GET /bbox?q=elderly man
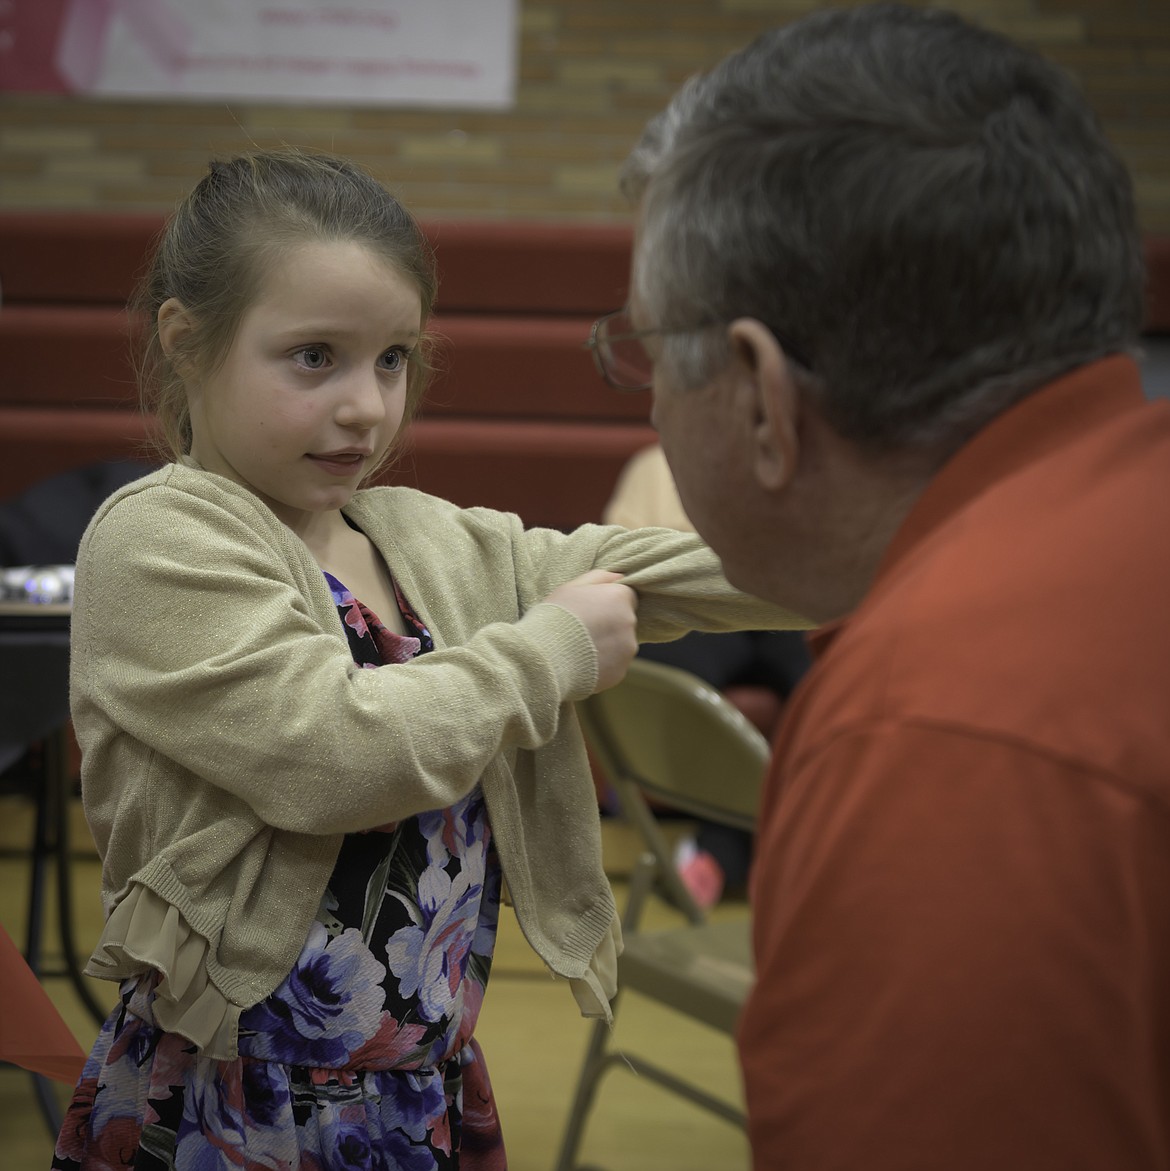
[590,4,1170,1168]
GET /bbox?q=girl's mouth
[307,451,368,475]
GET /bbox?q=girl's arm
[72,484,602,837]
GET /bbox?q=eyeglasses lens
[601,314,652,391]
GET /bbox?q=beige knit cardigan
[70,463,806,1058]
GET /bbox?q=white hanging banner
[0,0,518,108]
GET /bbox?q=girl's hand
[543,570,639,692]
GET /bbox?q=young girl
[55,149,804,1170]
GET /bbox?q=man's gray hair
[627,3,1145,456]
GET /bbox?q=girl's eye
[296,346,329,370]
[381,347,411,373]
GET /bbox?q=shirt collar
[808,354,1147,658]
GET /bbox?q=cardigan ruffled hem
[87,884,622,1055]
[84,885,243,1060]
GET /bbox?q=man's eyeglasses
[583,309,705,393]
[584,307,811,392]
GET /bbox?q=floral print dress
[54,572,507,1171]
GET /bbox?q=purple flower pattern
[241,923,388,1066]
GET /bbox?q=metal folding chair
[555,658,770,1171]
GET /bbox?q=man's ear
[157,298,193,361]
[727,318,800,492]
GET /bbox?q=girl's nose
[335,367,387,428]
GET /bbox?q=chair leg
[552,1011,617,1171]
[607,1052,746,1128]
[617,786,704,925]
[46,729,106,1025]
[553,855,666,1171]
[24,730,106,1025]
[24,743,53,976]
[32,1070,65,1138]
[8,744,72,1138]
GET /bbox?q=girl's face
[184,239,422,537]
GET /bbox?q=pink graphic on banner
[57,0,189,90]
[0,1,517,109]
[0,0,189,94]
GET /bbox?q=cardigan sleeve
[72,481,599,836]
[507,517,812,640]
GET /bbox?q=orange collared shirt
[743,356,1170,1171]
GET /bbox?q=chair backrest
[579,657,771,835]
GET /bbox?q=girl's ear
[157,298,193,359]
[727,318,801,493]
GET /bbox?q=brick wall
[1,0,1167,229]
